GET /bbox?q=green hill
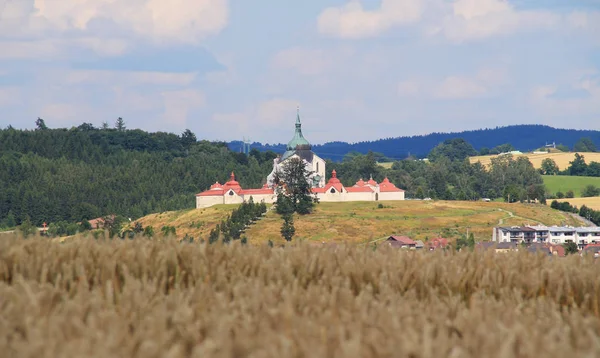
[137,200,585,246]
[543,175,600,197]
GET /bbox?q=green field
[543,175,600,197]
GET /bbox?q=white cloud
[435,0,560,42]
[398,67,508,100]
[160,89,206,127]
[397,80,421,97]
[39,103,80,122]
[530,74,600,117]
[433,76,487,99]
[0,87,22,107]
[0,0,229,57]
[272,48,333,76]
[0,40,61,59]
[317,0,587,42]
[318,0,422,39]
[29,0,229,43]
[65,70,197,86]
[257,98,299,125]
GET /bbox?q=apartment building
[493,225,600,249]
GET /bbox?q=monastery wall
[196,196,224,208]
[379,191,405,201]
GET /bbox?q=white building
[195,108,406,209]
[493,225,600,249]
[196,170,405,208]
[266,108,326,188]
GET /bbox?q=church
[195,108,405,209]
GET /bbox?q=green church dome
[286,109,311,151]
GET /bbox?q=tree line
[550,201,600,226]
[0,120,278,228]
[327,139,545,203]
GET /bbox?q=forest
[234,124,600,161]
[0,121,278,227]
[0,122,546,228]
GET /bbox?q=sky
[0,0,599,144]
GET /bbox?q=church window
[317,162,319,172]
[229,191,234,196]
[330,188,336,194]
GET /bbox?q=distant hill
[230,125,600,161]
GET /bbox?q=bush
[556,191,565,199]
[581,185,600,198]
[565,190,575,199]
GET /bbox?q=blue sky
[0,0,599,144]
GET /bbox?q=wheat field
[1,235,600,358]
[470,152,600,170]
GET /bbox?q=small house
[385,236,416,249]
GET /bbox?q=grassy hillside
[543,175,600,197]
[138,201,584,245]
[470,152,600,170]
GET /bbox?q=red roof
[428,237,449,250]
[345,186,374,193]
[311,188,327,194]
[324,170,344,192]
[240,189,274,195]
[379,177,404,192]
[387,236,416,245]
[223,172,242,192]
[367,176,378,186]
[354,178,366,187]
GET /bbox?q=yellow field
[137,201,583,245]
[376,162,394,169]
[2,238,600,357]
[556,197,600,211]
[470,152,600,170]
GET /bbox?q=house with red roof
[385,236,417,248]
[428,237,449,251]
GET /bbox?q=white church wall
[346,192,377,201]
[196,196,224,209]
[379,191,405,201]
[244,194,276,204]
[312,155,327,187]
[223,192,244,205]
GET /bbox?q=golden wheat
[1,235,600,358]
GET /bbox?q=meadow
[543,175,600,197]
[470,151,600,170]
[1,237,600,358]
[138,201,583,245]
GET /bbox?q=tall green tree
[35,117,48,130]
[574,137,597,152]
[428,138,477,162]
[274,157,315,215]
[568,153,588,176]
[540,158,559,175]
[280,213,295,242]
[115,117,126,131]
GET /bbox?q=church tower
[266,107,326,188]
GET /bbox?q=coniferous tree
[274,157,314,215]
[280,213,295,242]
[35,117,48,130]
[115,117,126,131]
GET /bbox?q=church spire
[296,105,301,127]
[285,106,312,152]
